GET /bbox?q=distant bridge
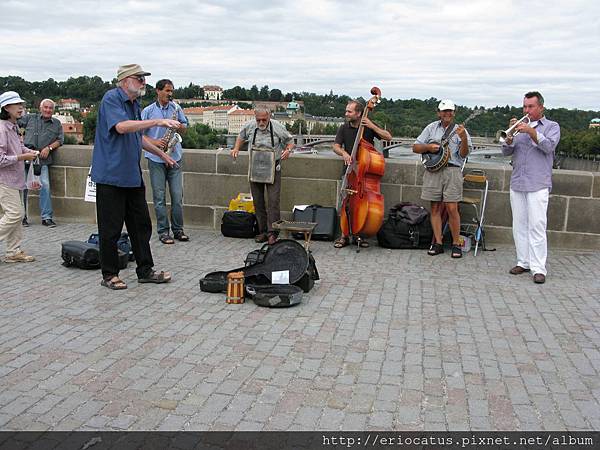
[223,134,498,151]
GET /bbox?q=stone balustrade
[19,145,600,249]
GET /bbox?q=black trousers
[96,183,154,279]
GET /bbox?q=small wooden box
[226,271,245,304]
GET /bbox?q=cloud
[2,0,599,109]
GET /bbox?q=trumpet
[496,114,530,144]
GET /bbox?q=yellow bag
[228,193,255,213]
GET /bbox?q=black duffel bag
[221,211,258,238]
[61,241,128,270]
[377,203,433,249]
[61,241,101,269]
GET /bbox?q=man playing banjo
[412,99,472,258]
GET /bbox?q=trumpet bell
[497,114,530,144]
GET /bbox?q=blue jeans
[23,164,53,220]
[147,159,184,236]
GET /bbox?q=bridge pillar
[375,139,388,158]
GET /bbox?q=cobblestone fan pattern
[1,224,599,431]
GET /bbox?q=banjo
[421,110,481,172]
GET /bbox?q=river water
[306,144,511,166]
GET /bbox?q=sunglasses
[130,75,146,83]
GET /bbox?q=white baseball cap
[0,91,26,108]
[438,99,455,111]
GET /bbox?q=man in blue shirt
[142,79,188,244]
[91,64,179,290]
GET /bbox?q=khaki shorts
[421,166,463,202]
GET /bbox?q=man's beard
[126,82,146,98]
[257,123,268,131]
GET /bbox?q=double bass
[338,87,385,252]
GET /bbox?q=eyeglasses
[130,75,146,83]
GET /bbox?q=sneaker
[4,251,35,263]
[42,219,57,228]
[22,218,29,227]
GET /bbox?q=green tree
[259,85,270,100]
[269,88,283,101]
[248,85,259,100]
[82,109,98,144]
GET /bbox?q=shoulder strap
[441,122,456,141]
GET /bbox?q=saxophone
[161,96,183,154]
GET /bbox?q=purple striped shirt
[0,119,34,189]
[501,116,560,192]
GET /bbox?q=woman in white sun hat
[0,91,39,263]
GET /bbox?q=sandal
[451,246,463,259]
[254,233,268,243]
[100,276,128,290]
[352,238,370,248]
[159,234,175,244]
[173,231,190,242]
[334,237,349,248]
[138,270,172,284]
[427,243,444,256]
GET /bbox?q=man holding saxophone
[501,91,560,284]
[142,79,189,244]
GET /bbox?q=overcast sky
[3,0,599,110]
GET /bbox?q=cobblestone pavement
[1,223,599,431]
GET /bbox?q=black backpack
[87,232,135,261]
[377,203,433,249]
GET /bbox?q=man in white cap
[0,91,39,262]
[413,99,472,258]
[91,64,180,290]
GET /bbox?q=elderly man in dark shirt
[19,99,64,227]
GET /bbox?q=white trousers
[510,188,549,276]
[0,183,25,256]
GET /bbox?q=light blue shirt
[141,101,188,163]
[414,120,473,167]
[502,116,560,192]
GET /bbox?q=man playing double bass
[333,100,392,248]
[412,99,472,258]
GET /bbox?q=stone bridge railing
[20,145,600,249]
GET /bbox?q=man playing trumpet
[501,91,560,284]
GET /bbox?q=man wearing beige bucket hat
[91,64,180,290]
